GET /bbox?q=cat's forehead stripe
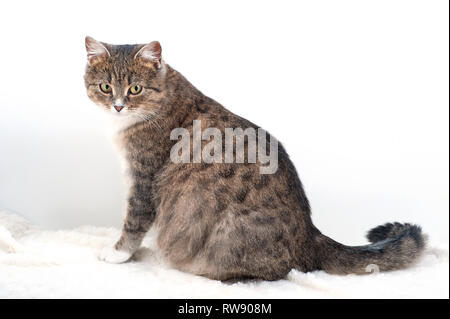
[104,44,144,83]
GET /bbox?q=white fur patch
[108,114,142,132]
[114,99,124,107]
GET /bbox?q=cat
[84,36,426,280]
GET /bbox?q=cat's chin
[109,111,129,117]
[109,113,142,132]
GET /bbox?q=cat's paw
[0,225,25,254]
[98,246,132,264]
[0,241,25,254]
[7,242,25,253]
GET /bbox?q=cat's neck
[163,64,207,127]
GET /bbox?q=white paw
[8,242,25,253]
[98,246,132,264]
[1,241,25,254]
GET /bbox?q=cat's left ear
[134,41,162,69]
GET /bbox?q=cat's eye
[99,83,112,94]
[129,85,142,95]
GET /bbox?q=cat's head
[84,36,166,117]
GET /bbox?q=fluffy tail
[316,222,427,274]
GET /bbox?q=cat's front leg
[99,191,155,264]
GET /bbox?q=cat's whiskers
[133,110,164,130]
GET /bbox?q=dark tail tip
[367,222,425,247]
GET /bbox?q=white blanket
[0,211,448,299]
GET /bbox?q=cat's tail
[315,222,427,274]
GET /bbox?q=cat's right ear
[85,36,110,65]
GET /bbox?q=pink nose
[114,105,124,112]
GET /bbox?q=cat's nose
[113,104,125,112]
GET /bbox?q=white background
[0,0,448,245]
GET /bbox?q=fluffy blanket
[0,211,448,299]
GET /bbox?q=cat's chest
[114,127,172,178]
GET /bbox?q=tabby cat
[84,37,426,281]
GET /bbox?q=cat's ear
[85,36,110,65]
[134,41,162,69]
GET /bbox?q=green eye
[99,83,112,93]
[129,85,142,95]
